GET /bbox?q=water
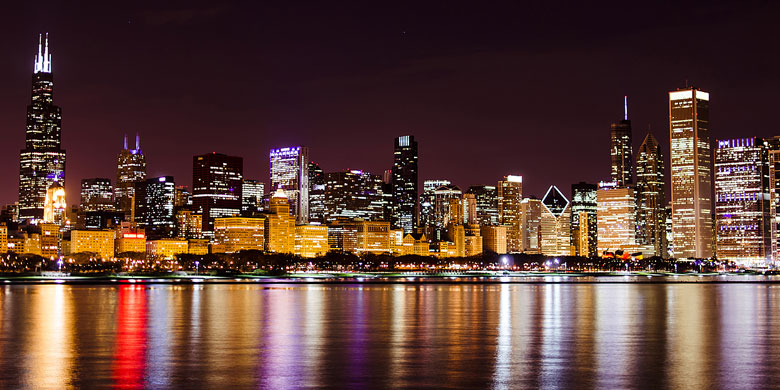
[1,282,779,389]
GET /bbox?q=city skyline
[2,2,779,205]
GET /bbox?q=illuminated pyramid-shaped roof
[541,185,569,218]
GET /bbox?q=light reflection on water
[0,283,779,389]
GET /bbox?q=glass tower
[18,33,66,221]
[571,182,597,257]
[270,147,309,224]
[610,96,633,187]
[636,133,667,257]
[192,153,243,235]
[391,135,418,233]
[115,133,147,217]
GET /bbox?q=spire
[33,33,51,74]
[135,133,140,150]
[123,134,128,150]
[624,95,628,121]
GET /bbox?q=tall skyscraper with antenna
[115,133,147,218]
[610,96,633,187]
[18,33,67,221]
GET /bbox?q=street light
[195,260,200,275]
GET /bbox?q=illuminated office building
[265,189,295,253]
[115,223,146,254]
[115,133,146,218]
[270,147,309,223]
[540,185,571,256]
[39,223,61,257]
[241,179,264,214]
[18,34,66,221]
[570,182,597,257]
[597,182,637,255]
[432,184,462,241]
[480,225,507,254]
[337,220,392,255]
[669,87,714,258]
[498,175,523,253]
[174,185,191,208]
[134,176,176,237]
[715,138,771,265]
[419,179,451,232]
[80,178,114,214]
[610,96,633,187]
[324,170,385,223]
[0,224,7,253]
[391,135,418,233]
[768,138,780,263]
[520,197,542,254]
[467,185,499,226]
[636,133,667,257]
[192,153,243,234]
[463,193,477,225]
[295,224,329,258]
[71,229,115,259]
[308,161,326,223]
[213,217,265,253]
[175,208,203,239]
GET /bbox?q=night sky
[1,1,778,205]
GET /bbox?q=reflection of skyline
[1,284,780,388]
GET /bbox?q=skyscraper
[80,178,114,213]
[636,133,667,257]
[610,96,633,187]
[115,133,146,218]
[540,185,572,256]
[323,170,385,223]
[192,153,243,235]
[308,161,326,223]
[669,87,714,258]
[433,184,462,241]
[420,179,451,233]
[498,175,523,253]
[467,185,499,226]
[18,34,66,221]
[391,135,418,233]
[241,179,265,214]
[714,138,771,265]
[571,182,597,257]
[270,147,309,224]
[134,176,176,237]
[597,182,637,255]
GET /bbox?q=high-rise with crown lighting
[115,133,146,218]
[498,175,523,253]
[669,87,714,258]
[270,147,309,224]
[18,34,66,221]
[391,135,418,233]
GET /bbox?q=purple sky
[1,1,778,205]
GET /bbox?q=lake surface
[1,282,779,389]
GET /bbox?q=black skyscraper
[192,153,243,235]
[391,135,418,234]
[18,34,66,221]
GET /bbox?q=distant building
[134,176,175,237]
[419,179,451,235]
[335,220,392,255]
[146,238,188,259]
[192,153,243,235]
[540,185,571,256]
[610,96,634,187]
[295,224,329,258]
[270,147,309,224]
[391,135,418,233]
[669,87,714,258]
[174,185,191,208]
[80,178,114,213]
[324,170,385,223]
[636,133,667,258]
[480,225,507,254]
[19,34,66,222]
[0,223,7,253]
[715,137,771,265]
[43,182,67,226]
[241,179,264,214]
[498,176,523,253]
[308,161,326,223]
[265,189,295,253]
[467,185,499,226]
[115,134,146,218]
[570,182,597,257]
[40,223,61,257]
[520,198,543,254]
[597,182,637,255]
[71,229,115,259]
[175,208,202,239]
[115,223,146,254]
[401,233,429,256]
[213,217,265,253]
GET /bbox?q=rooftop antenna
[135,133,140,150]
[624,95,628,121]
[123,134,128,150]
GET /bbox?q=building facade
[610,96,633,187]
[636,133,667,257]
[498,176,523,253]
[115,134,146,218]
[571,182,597,257]
[597,183,637,255]
[391,135,418,233]
[270,147,309,224]
[192,153,243,235]
[669,87,714,258]
[324,170,385,223]
[467,185,499,226]
[540,185,571,256]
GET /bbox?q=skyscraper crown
[34,33,52,74]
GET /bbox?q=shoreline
[1,272,779,285]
